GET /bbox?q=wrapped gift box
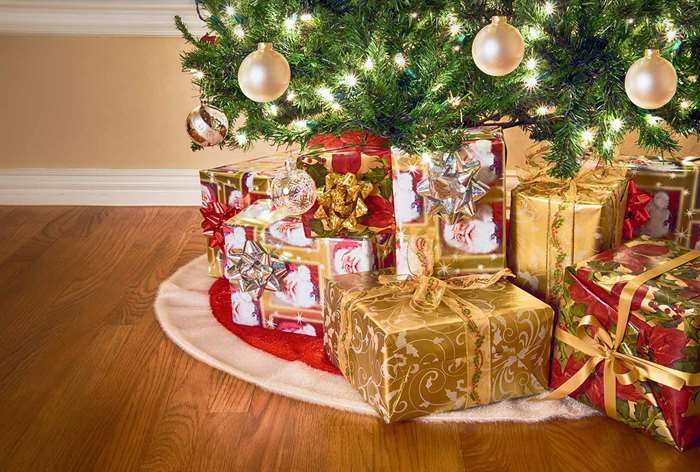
[391,128,507,276]
[224,208,388,337]
[509,167,629,304]
[619,155,700,247]
[551,238,700,450]
[296,130,395,240]
[323,272,554,422]
[199,154,287,277]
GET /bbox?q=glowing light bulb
[611,118,623,131]
[527,26,543,40]
[233,25,245,38]
[449,23,461,36]
[330,102,342,111]
[267,104,278,116]
[236,132,248,145]
[581,129,595,144]
[410,12,418,19]
[453,45,461,52]
[646,114,661,126]
[286,91,296,102]
[224,6,236,16]
[603,139,613,150]
[543,2,555,15]
[680,99,692,110]
[526,57,538,70]
[536,105,549,116]
[421,152,432,164]
[666,29,678,42]
[363,58,374,71]
[284,15,297,31]
[626,18,634,24]
[394,53,407,68]
[524,76,539,90]
[300,13,313,22]
[191,69,204,80]
[343,72,358,87]
[292,119,308,130]
[317,86,334,102]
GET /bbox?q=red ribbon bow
[623,180,652,240]
[200,202,238,250]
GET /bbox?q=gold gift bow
[314,171,374,233]
[335,267,514,410]
[545,250,700,420]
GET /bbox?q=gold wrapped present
[391,128,507,276]
[509,165,629,304]
[199,154,289,277]
[323,271,554,422]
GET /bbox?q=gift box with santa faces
[199,154,292,277]
[323,269,555,422]
[618,155,700,248]
[390,128,507,277]
[549,238,700,450]
[509,164,629,306]
[223,211,387,337]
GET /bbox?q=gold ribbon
[545,250,700,419]
[314,172,374,233]
[336,267,514,408]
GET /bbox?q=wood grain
[0,207,698,472]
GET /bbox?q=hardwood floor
[1,207,698,472]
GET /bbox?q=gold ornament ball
[186,103,229,146]
[237,43,291,103]
[471,16,525,77]
[270,161,317,215]
[625,49,677,109]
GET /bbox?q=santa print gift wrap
[509,165,629,305]
[223,217,384,337]
[199,154,288,277]
[323,270,554,422]
[391,129,506,276]
[549,238,700,450]
[619,156,700,248]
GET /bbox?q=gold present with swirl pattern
[323,271,555,422]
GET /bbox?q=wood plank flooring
[1,207,698,471]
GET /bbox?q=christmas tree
[177,0,699,177]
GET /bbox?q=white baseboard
[0,0,204,36]
[0,168,520,207]
[0,168,201,206]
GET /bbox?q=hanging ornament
[186,102,229,146]
[270,160,317,215]
[226,240,288,298]
[471,16,525,76]
[237,43,291,103]
[416,154,489,225]
[625,49,677,109]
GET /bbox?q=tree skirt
[155,255,597,423]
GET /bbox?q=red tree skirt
[209,278,341,375]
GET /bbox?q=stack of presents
[199,130,700,450]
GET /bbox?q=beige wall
[0,35,698,170]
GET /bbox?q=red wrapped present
[549,237,700,450]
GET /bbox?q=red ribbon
[623,180,652,240]
[200,202,238,250]
[308,130,391,159]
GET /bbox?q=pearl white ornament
[186,103,229,146]
[237,43,291,103]
[271,161,317,215]
[625,49,677,109]
[471,16,525,77]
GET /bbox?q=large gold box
[323,272,554,422]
